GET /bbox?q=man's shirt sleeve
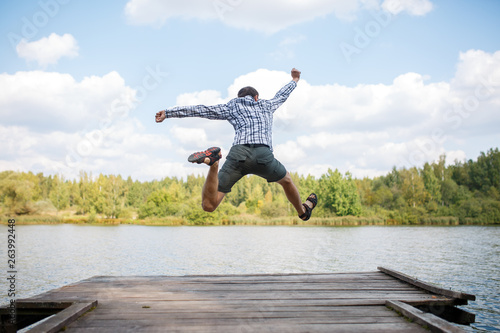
[165,103,230,120]
[267,80,297,112]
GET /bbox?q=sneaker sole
[188,147,221,164]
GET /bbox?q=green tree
[432,154,447,181]
[400,167,428,208]
[0,171,37,214]
[356,178,374,206]
[383,167,401,188]
[479,197,500,223]
[422,163,442,204]
[139,185,181,218]
[99,174,126,218]
[68,179,80,208]
[77,171,96,214]
[49,174,69,210]
[372,180,394,208]
[37,172,52,200]
[126,176,143,208]
[450,160,470,188]
[469,148,500,192]
[245,180,263,214]
[440,178,458,207]
[319,169,361,216]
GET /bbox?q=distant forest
[1,148,499,225]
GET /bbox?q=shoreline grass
[1,214,497,226]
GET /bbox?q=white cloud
[176,90,226,106]
[452,50,500,89]
[0,70,135,132]
[274,141,307,165]
[227,69,292,99]
[170,126,208,146]
[16,33,79,68]
[0,124,78,174]
[124,0,432,33]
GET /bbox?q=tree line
[1,148,499,225]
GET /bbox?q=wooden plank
[82,272,395,283]
[25,278,426,292]
[65,322,429,333]
[24,294,456,309]
[170,271,388,279]
[386,300,466,333]
[50,281,407,291]
[74,307,402,320]
[21,282,427,292]
[22,297,456,308]
[54,280,392,290]
[63,280,416,288]
[26,293,447,305]
[89,303,400,314]
[66,309,431,328]
[175,284,417,291]
[68,315,410,326]
[378,267,475,301]
[25,300,97,333]
[41,286,430,295]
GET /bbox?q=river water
[0,224,499,331]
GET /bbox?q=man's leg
[201,160,225,212]
[276,172,310,216]
[188,147,226,212]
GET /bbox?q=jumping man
[155,68,317,220]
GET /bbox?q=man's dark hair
[237,86,259,98]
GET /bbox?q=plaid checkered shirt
[164,80,297,150]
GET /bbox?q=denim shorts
[218,144,287,193]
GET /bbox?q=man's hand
[291,68,301,82]
[155,110,166,123]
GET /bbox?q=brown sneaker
[188,147,221,166]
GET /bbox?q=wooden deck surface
[7,268,474,332]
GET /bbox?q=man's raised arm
[155,103,230,123]
[267,68,301,112]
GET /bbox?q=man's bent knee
[201,191,225,212]
[202,201,217,213]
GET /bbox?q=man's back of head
[237,86,259,99]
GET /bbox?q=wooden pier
[1,267,475,332]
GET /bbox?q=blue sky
[1,0,499,181]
